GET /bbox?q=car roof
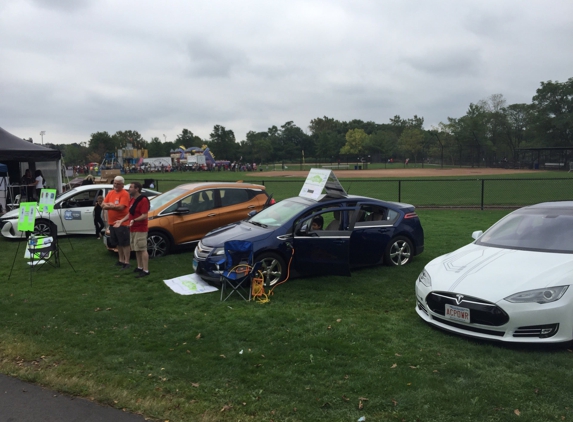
[284,194,414,209]
[173,182,266,190]
[67,184,160,194]
[526,201,573,210]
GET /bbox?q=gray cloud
[0,0,572,144]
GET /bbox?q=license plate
[444,304,470,323]
[192,259,198,271]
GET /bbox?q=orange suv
[105,182,272,257]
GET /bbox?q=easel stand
[8,230,29,280]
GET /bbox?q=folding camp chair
[25,222,75,284]
[26,235,59,284]
[219,240,258,301]
[7,194,21,211]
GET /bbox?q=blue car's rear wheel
[257,253,286,286]
[385,236,413,266]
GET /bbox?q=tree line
[50,77,573,167]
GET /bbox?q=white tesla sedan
[416,201,573,343]
[0,184,160,239]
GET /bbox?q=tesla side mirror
[175,206,190,214]
[248,210,258,218]
[471,230,483,240]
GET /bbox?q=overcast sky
[1,0,572,146]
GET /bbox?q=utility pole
[40,131,46,145]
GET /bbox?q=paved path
[0,374,148,422]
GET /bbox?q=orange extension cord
[252,246,295,303]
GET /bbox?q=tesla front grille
[426,291,509,326]
[195,241,213,259]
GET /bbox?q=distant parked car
[416,201,573,343]
[0,184,160,238]
[194,194,424,286]
[104,182,273,258]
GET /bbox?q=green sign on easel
[38,189,57,213]
[17,202,37,232]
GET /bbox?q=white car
[0,184,160,239]
[416,201,573,343]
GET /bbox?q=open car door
[292,206,352,277]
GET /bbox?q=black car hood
[202,221,274,247]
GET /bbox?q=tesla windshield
[476,209,573,253]
[249,198,308,227]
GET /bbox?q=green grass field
[2,170,573,421]
[125,169,573,207]
[1,211,572,421]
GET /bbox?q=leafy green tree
[340,129,369,156]
[148,137,169,157]
[531,77,573,146]
[112,130,145,149]
[315,131,344,162]
[62,143,90,165]
[88,131,115,162]
[398,128,425,163]
[209,125,237,159]
[280,121,310,161]
[501,103,532,157]
[308,116,341,136]
[364,130,398,159]
[176,129,203,148]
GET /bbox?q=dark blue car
[193,194,424,285]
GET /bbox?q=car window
[353,205,394,226]
[297,206,349,233]
[67,190,100,207]
[219,189,249,207]
[165,189,216,214]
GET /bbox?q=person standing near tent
[102,176,131,269]
[33,170,45,200]
[114,181,150,278]
[21,169,34,201]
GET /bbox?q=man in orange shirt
[102,176,131,269]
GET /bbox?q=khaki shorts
[130,231,148,252]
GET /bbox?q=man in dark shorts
[102,176,131,269]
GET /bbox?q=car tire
[147,231,170,258]
[33,219,53,237]
[384,236,413,266]
[256,252,286,286]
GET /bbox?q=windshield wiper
[249,221,268,228]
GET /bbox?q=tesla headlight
[418,269,432,288]
[505,286,569,304]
